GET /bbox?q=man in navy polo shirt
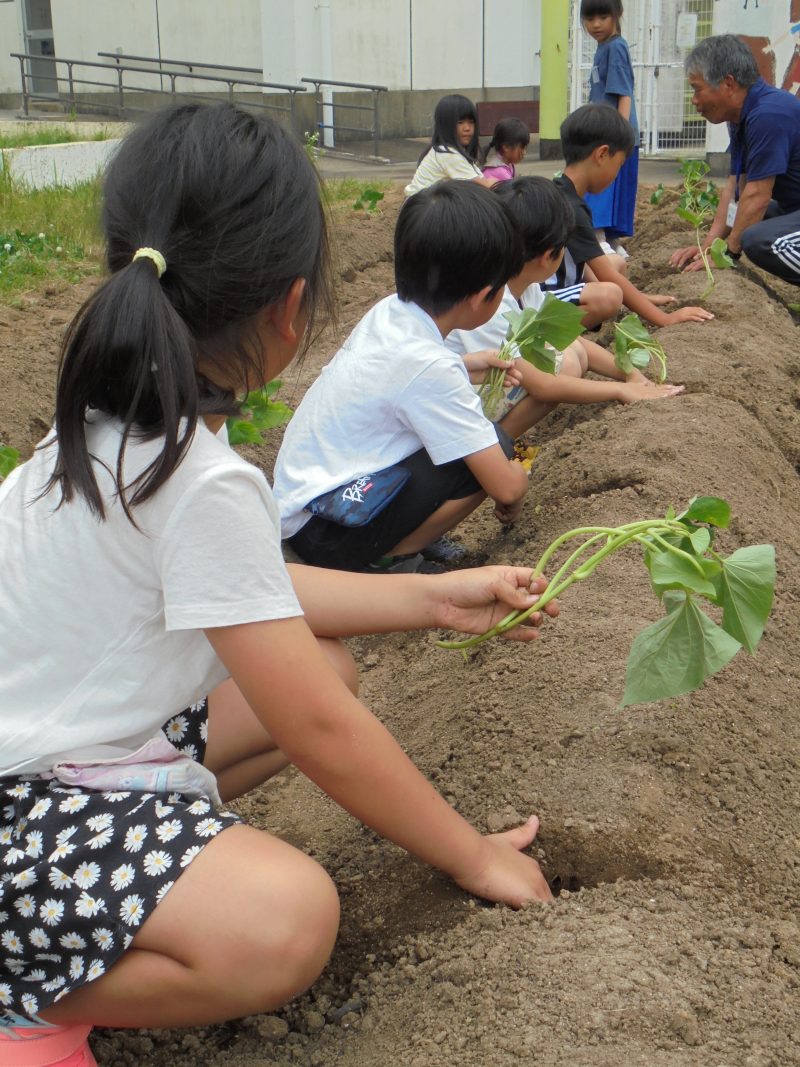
[669,34,800,285]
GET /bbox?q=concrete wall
[1,137,120,189]
[0,1,24,95]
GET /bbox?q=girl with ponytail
[0,103,555,1064]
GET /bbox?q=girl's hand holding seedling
[463,350,524,389]
[454,815,553,906]
[430,567,558,642]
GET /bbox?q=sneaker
[365,552,444,574]
[0,1015,97,1066]
[420,536,468,566]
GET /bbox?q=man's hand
[669,245,705,272]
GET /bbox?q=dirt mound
[3,184,799,1067]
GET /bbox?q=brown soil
[2,185,799,1067]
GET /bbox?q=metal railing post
[17,54,29,116]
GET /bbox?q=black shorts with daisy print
[0,700,241,1018]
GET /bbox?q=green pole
[539,0,570,160]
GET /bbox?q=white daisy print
[189,701,205,714]
[92,928,114,952]
[180,845,202,868]
[0,828,13,846]
[87,828,113,850]
[86,814,113,833]
[155,880,174,904]
[1,805,14,823]
[143,850,172,878]
[0,983,11,1005]
[154,801,174,819]
[56,826,78,845]
[42,976,67,993]
[122,933,133,949]
[14,894,35,919]
[69,957,85,980]
[1,931,23,954]
[119,895,145,927]
[124,825,148,853]
[179,743,198,761]
[40,898,65,926]
[58,795,89,814]
[196,818,222,838]
[200,719,209,743]
[72,861,101,889]
[110,864,135,891]
[75,892,105,918]
[26,968,47,981]
[25,830,43,858]
[48,840,76,862]
[28,797,52,820]
[5,960,25,975]
[28,928,50,949]
[48,868,72,891]
[187,800,210,816]
[156,819,181,843]
[86,959,106,982]
[34,953,60,963]
[3,848,25,867]
[9,783,31,798]
[164,714,188,742]
[59,932,86,950]
[103,792,131,802]
[20,993,38,1017]
[11,867,38,889]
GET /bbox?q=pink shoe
[0,1020,97,1066]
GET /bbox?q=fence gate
[569,0,715,156]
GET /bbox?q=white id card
[726,200,738,227]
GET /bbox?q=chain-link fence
[569,0,714,155]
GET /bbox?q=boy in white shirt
[273,181,530,572]
[446,177,684,437]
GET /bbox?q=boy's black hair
[560,103,635,165]
[46,102,333,520]
[424,93,480,163]
[486,117,531,156]
[395,181,523,317]
[493,177,575,260]
[580,0,623,20]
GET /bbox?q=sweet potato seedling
[479,295,585,420]
[226,381,292,445]
[677,159,733,299]
[438,496,775,708]
[614,312,667,383]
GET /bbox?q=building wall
[0,1,24,94]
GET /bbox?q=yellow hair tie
[132,247,167,278]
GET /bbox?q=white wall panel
[0,3,25,93]
[484,0,539,87]
[411,0,484,90]
[329,0,410,88]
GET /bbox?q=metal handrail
[11,52,307,129]
[300,76,387,156]
[98,51,268,80]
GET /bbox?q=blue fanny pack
[307,464,411,527]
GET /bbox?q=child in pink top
[482,117,531,182]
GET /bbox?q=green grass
[323,177,390,205]
[0,127,113,149]
[0,166,103,300]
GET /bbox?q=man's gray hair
[685,34,759,88]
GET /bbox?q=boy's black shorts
[287,426,515,572]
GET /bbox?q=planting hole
[537,825,667,897]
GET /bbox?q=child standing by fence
[0,103,556,1066]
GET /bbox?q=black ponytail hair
[46,103,333,520]
[484,117,531,161]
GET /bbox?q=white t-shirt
[445,283,546,355]
[274,295,499,539]
[0,415,301,777]
[404,146,483,197]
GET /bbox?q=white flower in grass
[8,783,30,798]
[103,792,131,802]
[42,975,67,992]
[86,959,105,981]
[143,850,172,878]
[180,845,201,868]
[25,830,43,858]
[187,799,209,816]
[1,930,22,954]
[14,894,36,918]
[86,814,113,833]
[0,983,11,1005]
[59,931,86,950]
[164,714,188,742]
[5,960,25,975]
[75,892,105,918]
[154,801,173,819]
[69,956,84,980]
[92,928,114,952]
[123,824,147,853]
[11,867,38,889]
[119,895,145,927]
[39,899,64,926]
[28,798,52,820]
[155,880,174,904]
[87,828,113,850]
[3,848,25,867]
[195,818,222,838]
[58,794,89,814]
[72,861,101,889]
[20,993,38,1016]
[48,868,72,891]
[155,819,181,843]
[28,928,50,949]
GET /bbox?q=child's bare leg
[41,824,340,1028]
[580,337,627,381]
[498,396,554,438]
[389,491,485,556]
[576,280,623,328]
[206,638,358,801]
